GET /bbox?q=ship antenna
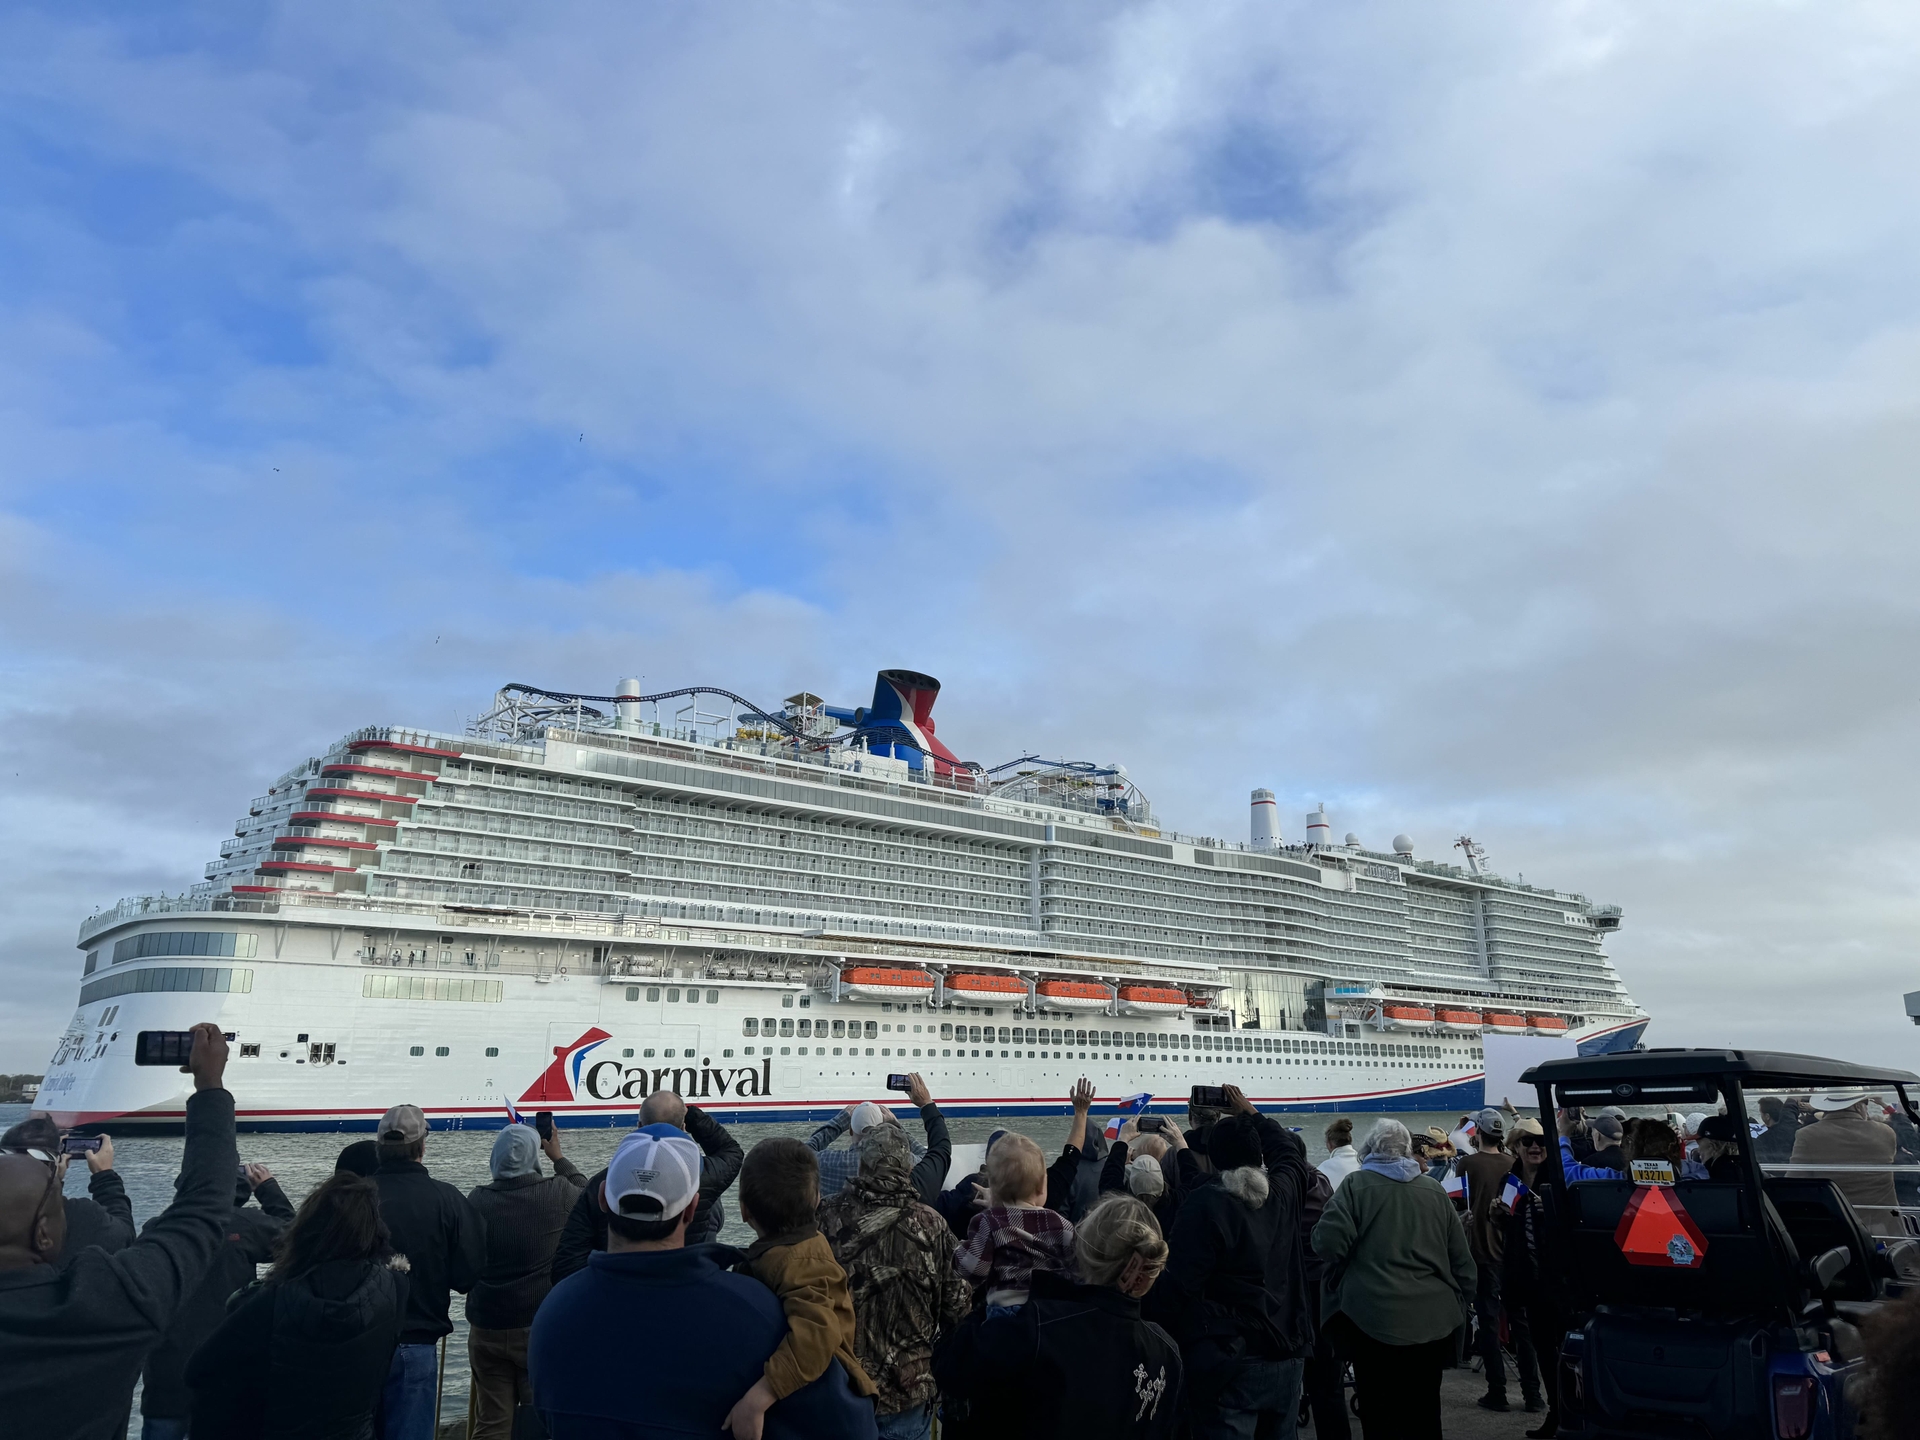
[1453,835,1486,875]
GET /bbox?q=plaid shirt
[954,1203,1076,1301]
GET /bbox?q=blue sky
[5,1,1920,1070]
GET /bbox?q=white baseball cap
[850,1102,890,1134]
[606,1124,702,1221]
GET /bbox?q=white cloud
[4,1,1920,1068]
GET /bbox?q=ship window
[942,1049,951,1057]
[782,995,795,1009]
[833,1020,847,1039]
[486,1046,499,1057]
[780,1019,795,1037]
[864,1021,878,1040]
[643,1048,656,1058]
[435,1047,450,1057]
[409,1046,424,1056]
[239,1043,261,1058]
[1075,1030,1088,1046]
[667,988,681,1003]
[763,1016,776,1033]
[84,950,99,976]
[623,1048,635,1057]
[967,1026,981,1044]
[998,1028,1010,1044]
[723,1048,733,1057]
[939,1024,952,1040]
[743,1018,759,1036]
[864,1048,874,1056]
[833,1047,843,1056]
[799,997,809,1008]
[626,987,639,1001]
[647,988,661,1001]
[797,1019,812,1037]
[707,990,719,1003]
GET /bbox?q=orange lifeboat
[1485,1011,1528,1034]
[1435,1008,1483,1033]
[1380,1004,1435,1033]
[945,973,1027,1000]
[1035,979,1112,1012]
[840,966,935,1003]
[1118,985,1189,1016]
[1527,1014,1569,1034]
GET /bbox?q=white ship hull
[42,671,1646,1131]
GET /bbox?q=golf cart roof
[1521,1048,1919,1089]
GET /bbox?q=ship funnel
[615,677,643,732]
[1251,789,1279,849]
[863,669,963,776]
[1305,805,1331,848]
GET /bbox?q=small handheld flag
[1443,1171,1469,1203]
[504,1100,527,1126]
[1104,1092,1155,1140]
[1501,1172,1527,1209]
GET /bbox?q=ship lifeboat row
[1376,1004,1571,1036]
[838,967,1206,1012]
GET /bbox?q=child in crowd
[953,1131,1077,1315]
[725,1138,877,1440]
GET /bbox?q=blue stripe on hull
[196,1078,1493,1134]
[1577,1021,1648,1057]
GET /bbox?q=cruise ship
[40,670,1646,1132]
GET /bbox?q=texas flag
[1501,1172,1528,1209]
[1105,1092,1155,1140]
[504,1100,528,1126]
[1443,1171,1469,1204]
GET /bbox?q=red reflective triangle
[1613,1183,1710,1268]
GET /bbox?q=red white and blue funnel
[862,669,963,776]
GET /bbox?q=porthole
[409,1046,424,1057]
[485,1046,499,1057]
[435,1046,450,1057]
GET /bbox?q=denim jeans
[1190,1356,1306,1440]
[380,1340,442,1440]
[140,1417,190,1440]
[1474,1262,1507,1394]
[875,1402,934,1440]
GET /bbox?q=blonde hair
[985,1132,1047,1205]
[1075,1195,1168,1290]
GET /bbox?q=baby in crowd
[725,1138,877,1440]
[953,1131,1077,1315]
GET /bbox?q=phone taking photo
[885,1074,911,1093]
[1189,1084,1230,1110]
[62,1135,104,1156]
[534,1111,554,1141]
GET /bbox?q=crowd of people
[8,1022,1920,1440]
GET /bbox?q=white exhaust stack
[615,677,643,731]
[1305,805,1331,848]
[1251,789,1279,849]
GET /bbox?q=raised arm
[805,1106,855,1155]
[906,1075,951,1205]
[687,1105,745,1206]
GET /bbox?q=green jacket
[1310,1168,1475,1347]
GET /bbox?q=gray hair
[1358,1118,1412,1162]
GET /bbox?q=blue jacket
[1559,1139,1625,1183]
[531,1244,878,1440]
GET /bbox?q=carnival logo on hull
[518,1027,773,1105]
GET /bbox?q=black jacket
[934,1269,1183,1440]
[0,1087,238,1440]
[61,1170,135,1261]
[1154,1114,1313,1370]
[550,1107,744,1281]
[370,1158,483,1344]
[186,1256,408,1440]
[465,1158,585,1329]
[139,1178,295,1418]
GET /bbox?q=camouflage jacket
[818,1126,973,1416]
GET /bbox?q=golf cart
[1522,1049,1920,1440]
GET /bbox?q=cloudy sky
[3,2,1918,1074]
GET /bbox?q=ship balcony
[259,859,361,874]
[347,738,462,760]
[305,785,418,806]
[273,834,380,853]
[319,763,436,785]
[289,809,398,829]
